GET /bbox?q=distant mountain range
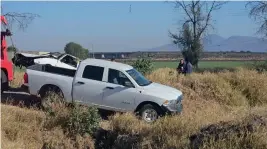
[144,34,267,52]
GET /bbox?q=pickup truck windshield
[126,69,152,86]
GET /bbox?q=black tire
[139,104,161,123]
[39,86,63,99]
[1,70,8,93]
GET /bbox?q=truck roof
[81,58,133,71]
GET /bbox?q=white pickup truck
[24,59,183,122]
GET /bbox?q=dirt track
[1,87,115,119]
[1,88,41,108]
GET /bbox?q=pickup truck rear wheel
[39,86,64,110]
[39,86,63,99]
[139,104,161,123]
[1,70,8,93]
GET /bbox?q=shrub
[131,57,153,75]
[42,128,95,149]
[65,103,101,137]
[42,92,66,116]
[247,60,267,72]
[43,94,101,137]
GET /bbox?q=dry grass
[108,68,267,148]
[9,71,25,88]
[1,104,44,149]
[109,107,267,149]
[218,68,267,106]
[1,101,96,149]
[42,127,95,149]
[1,68,267,149]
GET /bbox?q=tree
[246,2,267,38]
[131,55,153,75]
[171,23,203,67]
[64,42,89,60]
[1,7,39,57]
[7,46,17,52]
[2,10,40,31]
[169,1,226,68]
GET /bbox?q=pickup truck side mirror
[124,81,134,88]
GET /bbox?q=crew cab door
[72,65,106,106]
[102,68,138,112]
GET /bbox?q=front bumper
[161,101,183,115]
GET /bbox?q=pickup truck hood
[142,82,182,100]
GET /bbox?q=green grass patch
[152,61,260,69]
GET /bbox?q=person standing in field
[183,58,193,75]
[176,59,184,74]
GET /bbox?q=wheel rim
[142,109,158,122]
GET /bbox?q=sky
[1,1,259,52]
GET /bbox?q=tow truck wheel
[1,70,8,93]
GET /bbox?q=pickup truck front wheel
[139,104,161,123]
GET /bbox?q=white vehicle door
[72,65,106,106]
[102,68,138,111]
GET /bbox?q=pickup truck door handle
[77,81,85,84]
[106,86,114,89]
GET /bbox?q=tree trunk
[195,62,199,70]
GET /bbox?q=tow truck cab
[1,15,14,92]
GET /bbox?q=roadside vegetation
[2,1,267,148]
[1,63,267,149]
[131,57,154,75]
[152,60,263,69]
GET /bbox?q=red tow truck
[1,15,14,93]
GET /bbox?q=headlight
[163,100,177,106]
[163,100,169,106]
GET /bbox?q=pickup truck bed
[27,64,76,77]
[26,64,76,102]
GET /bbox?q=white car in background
[13,52,80,70]
[34,53,80,70]
[16,52,80,88]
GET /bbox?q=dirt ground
[1,87,41,108]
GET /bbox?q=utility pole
[88,43,94,58]
[92,44,95,58]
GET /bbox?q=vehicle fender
[134,101,162,113]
